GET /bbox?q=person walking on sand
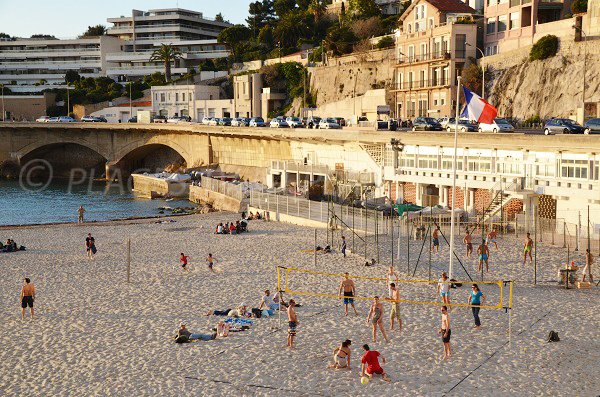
[21,277,35,320]
[179,253,190,273]
[438,306,452,360]
[388,283,402,332]
[487,228,498,251]
[85,233,96,260]
[477,240,490,273]
[432,227,440,253]
[366,296,389,343]
[437,272,451,308]
[468,284,486,329]
[77,205,85,224]
[206,253,217,272]
[523,233,533,265]
[339,272,358,316]
[582,249,594,283]
[287,299,298,348]
[360,344,391,382]
[463,230,473,258]
[340,236,347,258]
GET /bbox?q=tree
[325,25,357,56]
[215,13,225,22]
[30,34,56,39]
[308,0,326,24]
[0,33,12,40]
[274,0,297,17]
[64,70,81,84]
[247,0,276,35]
[376,36,395,49]
[218,24,252,62]
[79,25,106,38]
[529,35,559,61]
[149,44,182,82]
[349,0,381,19]
[571,0,587,13]
[461,59,482,96]
[351,16,384,39]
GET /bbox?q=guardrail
[200,176,244,201]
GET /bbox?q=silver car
[286,116,303,128]
[270,117,289,128]
[318,118,341,129]
[478,118,514,133]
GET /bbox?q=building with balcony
[392,0,478,119]
[0,36,121,93]
[484,0,572,54]
[151,84,223,120]
[105,8,231,81]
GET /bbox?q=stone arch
[112,137,193,167]
[18,142,108,178]
[17,139,108,164]
[111,143,188,178]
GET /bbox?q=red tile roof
[117,101,152,107]
[427,0,476,14]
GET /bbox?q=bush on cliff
[529,35,559,61]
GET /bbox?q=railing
[200,176,244,201]
[397,52,450,63]
[0,48,100,54]
[270,160,331,176]
[394,77,449,90]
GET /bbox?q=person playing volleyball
[523,233,533,265]
[339,273,358,316]
[366,296,389,343]
[437,272,451,308]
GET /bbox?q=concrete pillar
[415,183,422,206]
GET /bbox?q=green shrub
[376,36,395,49]
[571,0,587,13]
[524,115,541,125]
[529,35,559,61]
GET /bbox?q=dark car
[543,118,585,135]
[584,118,600,134]
[218,117,232,126]
[153,115,167,123]
[412,117,443,131]
[128,116,137,123]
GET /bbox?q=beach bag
[449,278,462,288]
[251,308,262,318]
[91,245,97,254]
[547,331,560,343]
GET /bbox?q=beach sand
[0,213,598,396]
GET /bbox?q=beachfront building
[483,0,572,54]
[105,8,230,81]
[233,73,263,118]
[0,36,121,93]
[392,0,478,119]
[151,84,235,121]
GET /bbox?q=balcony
[393,77,450,91]
[397,51,451,65]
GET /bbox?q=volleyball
[360,376,369,385]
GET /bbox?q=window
[384,147,395,167]
[536,163,555,177]
[442,156,463,170]
[418,155,438,170]
[160,93,165,102]
[408,45,415,61]
[455,34,466,58]
[182,93,186,101]
[429,18,434,29]
[440,92,446,105]
[175,93,178,101]
[487,18,496,34]
[510,12,520,30]
[416,6,420,19]
[561,159,588,179]
[498,15,507,32]
[408,23,412,33]
[594,162,599,180]
[496,162,523,174]
[420,43,427,59]
[400,154,415,168]
[397,45,403,60]
[468,157,492,172]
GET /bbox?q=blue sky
[0,0,252,38]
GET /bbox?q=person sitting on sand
[328,340,352,369]
[175,323,216,343]
[259,289,280,311]
[360,344,391,382]
[273,290,287,308]
[216,223,224,234]
[229,222,236,234]
[222,223,230,234]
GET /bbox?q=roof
[400,0,476,21]
[117,101,152,107]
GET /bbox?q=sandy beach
[0,213,598,396]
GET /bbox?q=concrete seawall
[131,174,189,198]
[190,185,242,212]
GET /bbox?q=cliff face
[487,39,600,119]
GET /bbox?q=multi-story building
[233,74,263,118]
[392,0,478,119]
[151,84,222,120]
[105,8,231,81]
[484,0,572,55]
[0,36,121,93]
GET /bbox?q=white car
[249,117,266,127]
[58,116,76,123]
[286,117,303,128]
[208,118,219,126]
[318,118,341,129]
[36,116,51,122]
[270,117,289,128]
[231,117,249,127]
[167,116,190,124]
[81,115,107,122]
[201,117,213,125]
[439,117,454,129]
[478,118,515,133]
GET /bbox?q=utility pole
[66,83,70,117]
[129,79,133,121]
[1,83,4,121]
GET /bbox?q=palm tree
[150,44,182,82]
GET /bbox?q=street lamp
[465,42,486,99]
[0,83,4,121]
[573,25,587,121]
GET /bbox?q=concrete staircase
[481,181,520,222]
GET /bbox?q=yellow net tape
[277,266,513,310]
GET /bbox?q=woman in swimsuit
[328,339,352,369]
[366,296,389,343]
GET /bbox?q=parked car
[270,117,289,128]
[128,116,137,123]
[334,117,346,127]
[478,118,514,133]
[57,116,76,123]
[81,115,106,122]
[167,116,189,124]
[438,117,454,129]
[286,116,304,128]
[218,117,232,126]
[583,118,600,134]
[201,117,213,125]
[35,116,51,122]
[48,117,60,122]
[306,116,321,129]
[412,117,443,131]
[543,118,585,135]
[153,115,168,123]
[208,118,220,126]
[445,119,477,132]
[231,117,249,127]
[249,117,266,127]
[318,118,342,129]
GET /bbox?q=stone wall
[189,186,241,212]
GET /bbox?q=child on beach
[179,253,190,272]
[206,253,217,272]
[85,233,96,260]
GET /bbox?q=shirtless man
[523,233,533,265]
[431,227,440,253]
[366,296,389,343]
[438,306,452,360]
[487,228,498,250]
[582,249,594,283]
[388,283,402,332]
[477,240,490,272]
[463,231,473,258]
[206,253,217,272]
[21,278,35,320]
[287,299,298,348]
[339,272,358,316]
[77,205,85,224]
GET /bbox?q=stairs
[481,180,521,223]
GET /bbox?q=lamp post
[66,83,70,117]
[573,25,587,121]
[466,42,485,99]
[1,83,4,121]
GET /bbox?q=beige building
[392,0,478,119]
[1,93,56,121]
[233,74,263,118]
[151,84,220,119]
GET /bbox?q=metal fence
[200,176,244,202]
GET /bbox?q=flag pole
[449,76,462,279]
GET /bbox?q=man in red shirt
[179,253,190,272]
[360,344,391,382]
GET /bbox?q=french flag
[460,87,497,124]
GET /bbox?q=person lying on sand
[328,340,352,369]
[175,323,217,343]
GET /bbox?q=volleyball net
[277,266,513,310]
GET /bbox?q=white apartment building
[0,36,121,93]
[105,8,231,81]
[151,84,229,121]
